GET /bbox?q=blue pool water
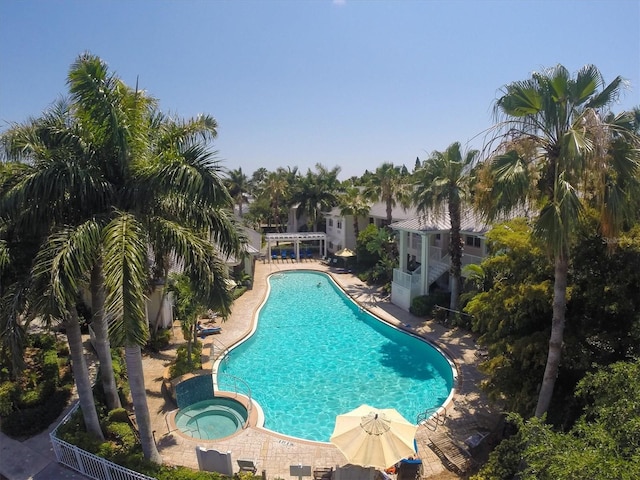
[218,271,454,442]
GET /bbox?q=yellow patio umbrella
[330,405,417,469]
[334,248,356,268]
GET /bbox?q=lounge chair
[427,432,475,475]
[197,323,221,337]
[237,459,257,474]
[396,459,422,480]
[290,251,297,261]
[281,250,288,261]
[305,250,313,260]
[271,252,278,262]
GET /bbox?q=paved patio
[143,259,497,479]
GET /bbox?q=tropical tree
[225,167,250,217]
[67,54,242,463]
[414,142,479,311]
[0,99,122,411]
[338,186,371,240]
[479,64,640,417]
[292,163,341,231]
[365,162,411,226]
[259,170,292,231]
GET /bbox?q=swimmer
[316,282,321,287]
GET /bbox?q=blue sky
[1,0,639,179]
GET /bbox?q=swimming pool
[218,271,454,442]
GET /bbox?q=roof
[390,208,490,235]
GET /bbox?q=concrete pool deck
[145,260,498,479]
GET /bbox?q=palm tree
[413,142,479,311]
[365,163,411,227]
[66,54,242,462]
[292,164,341,232]
[339,186,371,240]
[260,170,291,232]
[480,64,640,417]
[0,99,123,411]
[226,167,250,217]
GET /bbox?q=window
[466,236,481,248]
[337,221,342,229]
[328,219,333,227]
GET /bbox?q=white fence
[50,403,156,480]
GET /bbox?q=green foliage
[0,381,18,416]
[410,292,450,317]
[1,386,72,437]
[169,342,203,379]
[105,420,137,451]
[355,224,382,268]
[147,328,171,352]
[107,407,130,423]
[475,360,640,480]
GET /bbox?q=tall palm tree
[260,170,291,232]
[480,64,640,417]
[0,99,122,411]
[413,142,479,311]
[226,167,250,217]
[292,164,341,232]
[339,186,371,240]
[66,53,243,462]
[365,162,411,226]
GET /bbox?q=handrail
[213,372,253,429]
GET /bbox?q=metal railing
[213,372,253,429]
[50,403,156,480]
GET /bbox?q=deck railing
[50,403,156,480]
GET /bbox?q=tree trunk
[65,312,104,440]
[449,201,463,311]
[535,254,569,417]
[124,344,162,463]
[90,263,122,410]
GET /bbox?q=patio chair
[305,249,313,260]
[280,250,288,261]
[290,251,297,261]
[396,458,422,480]
[427,432,475,476]
[271,252,278,262]
[237,459,257,474]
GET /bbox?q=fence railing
[50,402,156,480]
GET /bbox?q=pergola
[265,232,327,262]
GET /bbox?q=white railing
[50,403,156,480]
[393,268,412,289]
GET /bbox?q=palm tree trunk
[449,201,463,311]
[65,312,104,440]
[90,263,122,410]
[124,344,162,463]
[535,254,569,417]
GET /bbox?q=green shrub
[409,295,431,317]
[1,387,72,437]
[0,381,18,416]
[147,328,171,352]
[107,408,130,423]
[106,421,137,451]
[169,343,202,379]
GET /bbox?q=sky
[1,0,639,180]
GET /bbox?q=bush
[106,421,137,451]
[147,328,171,352]
[169,343,202,379]
[0,381,18,416]
[1,386,72,437]
[409,292,451,318]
